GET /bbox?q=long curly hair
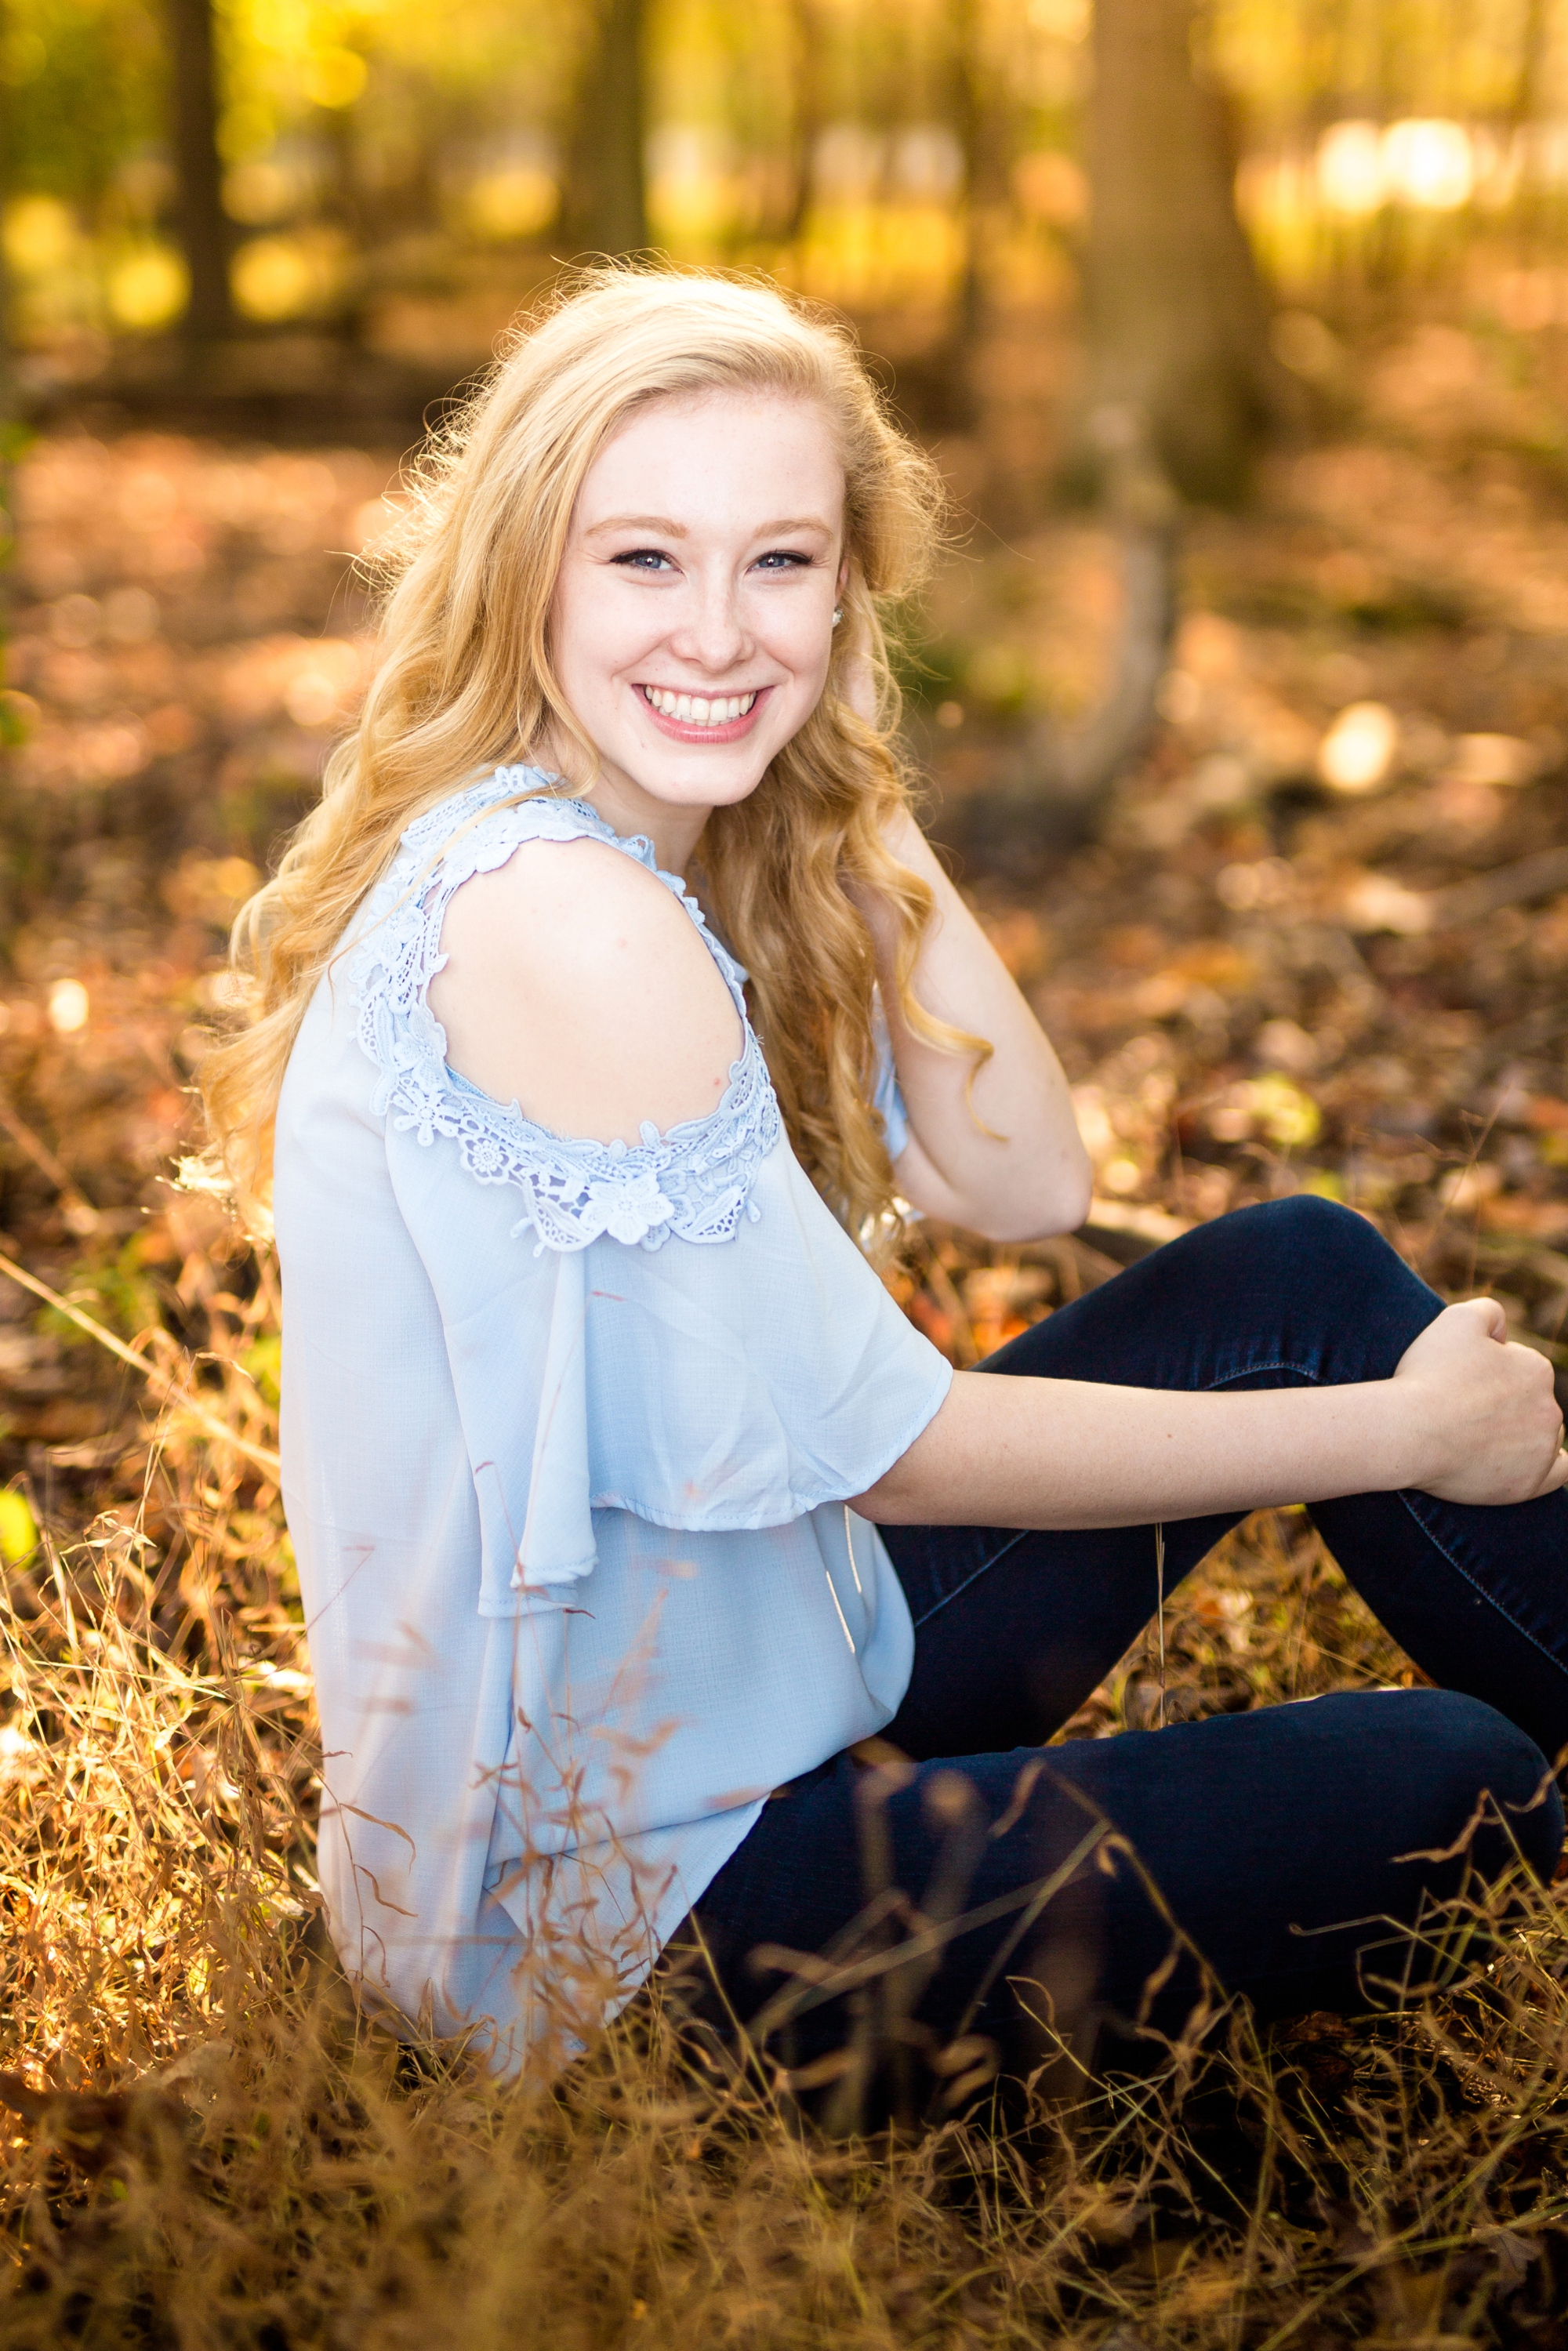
[199,267,983,1246]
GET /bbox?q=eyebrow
[585,513,835,539]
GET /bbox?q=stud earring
[831,605,844,627]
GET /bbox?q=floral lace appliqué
[347,771,781,1253]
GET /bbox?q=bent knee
[1396,1689,1563,1883]
[1243,1192,1394,1272]
[1225,1193,1435,1322]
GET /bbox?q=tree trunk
[0,10,22,778]
[166,0,234,341]
[937,429,1181,875]
[949,0,1002,350]
[782,0,823,246]
[560,0,648,259]
[938,2,1281,863]
[1084,0,1275,504]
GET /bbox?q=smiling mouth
[640,685,759,728]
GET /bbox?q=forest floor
[4,316,1568,2342]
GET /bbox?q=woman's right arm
[855,1298,1568,1529]
[429,844,1566,1535]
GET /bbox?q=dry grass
[0,1255,1563,2348]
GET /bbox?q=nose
[667,566,751,675]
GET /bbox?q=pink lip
[636,684,770,746]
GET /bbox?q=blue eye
[753,550,811,571]
[613,550,675,571]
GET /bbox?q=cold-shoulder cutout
[347,771,781,1254]
[432,832,745,1147]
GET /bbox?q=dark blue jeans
[683,1199,1567,2106]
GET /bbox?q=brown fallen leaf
[0,2071,192,2176]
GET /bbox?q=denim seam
[909,1530,1033,1631]
[906,1355,1316,1631]
[1396,1490,1568,1685]
[1204,1359,1320,1389]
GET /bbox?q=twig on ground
[0,1097,99,1234]
[0,1245,280,1476]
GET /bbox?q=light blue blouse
[274,771,952,2065]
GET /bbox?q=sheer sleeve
[870,994,910,1165]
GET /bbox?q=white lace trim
[348,770,781,1253]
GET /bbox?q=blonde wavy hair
[201,266,983,1245]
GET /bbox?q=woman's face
[545,388,847,853]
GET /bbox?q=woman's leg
[682,1197,1567,2110]
[880,1194,1568,1764]
[688,1689,1559,2113]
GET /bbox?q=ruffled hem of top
[347,769,782,1253]
[583,1373,953,1534]
[482,1362,952,1615]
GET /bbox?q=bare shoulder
[439,834,727,1011]
[429,835,743,1146]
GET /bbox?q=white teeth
[644,687,757,727]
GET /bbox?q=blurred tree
[783,0,823,245]
[1,2,17,760]
[5,0,165,207]
[949,0,988,344]
[560,0,648,256]
[0,1,13,402]
[1085,0,1276,502]
[167,0,234,338]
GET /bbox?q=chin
[640,757,772,809]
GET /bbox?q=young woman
[205,270,1568,2095]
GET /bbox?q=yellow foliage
[0,1488,37,1569]
[303,45,367,107]
[3,194,77,274]
[107,244,188,332]
[232,229,350,321]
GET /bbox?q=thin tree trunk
[166,0,234,340]
[1084,0,1276,503]
[1512,0,1549,260]
[939,426,1181,870]
[890,0,987,433]
[0,1,20,790]
[782,0,824,246]
[949,0,982,343]
[949,0,1009,350]
[560,0,648,259]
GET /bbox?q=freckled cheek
[760,613,833,696]
[787,643,834,714]
[551,580,658,698]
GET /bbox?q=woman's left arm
[855,807,1092,1242]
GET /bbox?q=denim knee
[1232,1193,1406,1290]
[1210,1194,1441,1370]
[1406,1688,1564,1884]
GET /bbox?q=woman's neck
[535,738,713,876]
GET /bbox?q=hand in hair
[850,810,1093,1243]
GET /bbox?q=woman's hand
[1391,1300,1568,1505]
